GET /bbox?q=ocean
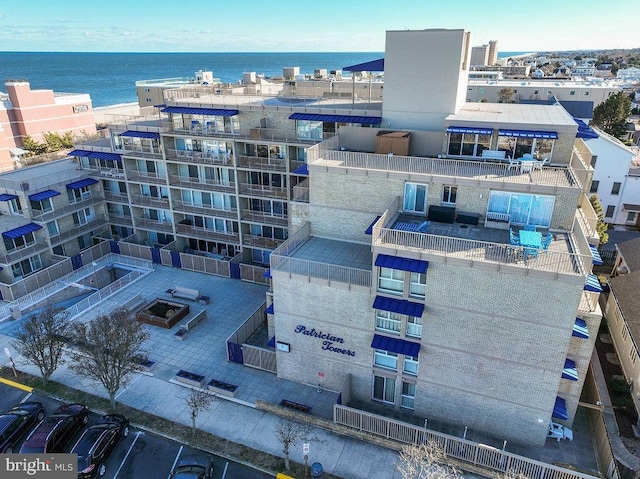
[0,51,532,108]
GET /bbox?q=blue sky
[1,0,637,53]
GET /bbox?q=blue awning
[2,222,42,239]
[161,106,239,116]
[590,246,603,266]
[0,193,17,201]
[66,178,98,190]
[343,58,385,72]
[373,295,424,317]
[289,113,382,125]
[375,254,429,274]
[584,274,603,293]
[263,269,272,278]
[371,334,420,356]
[572,318,589,339]
[553,396,568,420]
[88,151,122,162]
[68,149,95,157]
[446,126,494,135]
[562,358,579,381]
[575,119,599,139]
[292,164,309,175]
[119,130,161,139]
[498,129,558,139]
[365,215,381,235]
[28,189,60,201]
[265,304,274,314]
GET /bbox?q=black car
[71,414,129,478]
[19,403,89,454]
[168,454,214,479]
[0,402,45,453]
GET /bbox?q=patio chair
[524,224,537,231]
[509,228,520,246]
[524,247,539,261]
[417,221,430,233]
[507,156,520,171]
[532,158,549,171]
[542,233,553,251]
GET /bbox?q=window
[590,180,599,193]
[374,350,398,370]
[403,183,427,213]
[570,90,576,96]
[376,310,402,334]
[487,191,555,227]
[584,91,590,96]
[46,221,59,236]
[612,182,621,195]
[30,198,53,212]
[442,186,457,206]
[8,197,22,214]
[378,267,404,295]
[3,232,36,252]
[296,120,323,140]
[627,212,636,223]
[605,205,615,218]
[409,273,426,299]
[407,316,422,339]
[68,186,91,203]
[479,87,485,94]
[447,134,490,157]
[403,355,419,375]
[373,375,395,404]
[401,382,416,409]
[72,207,95,226]
[11,254,43,278]
[533,90,539,95]
[590,155,597,168]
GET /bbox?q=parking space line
[112,431,142,479]
[167,445,183,479]
[20,392,33,403]
[221,461,229,479]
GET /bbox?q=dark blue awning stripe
[28,189,60,201]
[365,215,381,235]
[371,334,420,357]
[68,149,95,157]
[343,58,384,72]
[0,193,17,201]
[292,164,309,175]
[266,304,274,314]
[161,106,239,116]
[267,336,276,348]
[119,130,160,139]
[584,274,602,293]
[572,318,589,339]
[289,113,382,125]
[66,178,98,190]
[88,152,122,162]
[2,222,42,239]
[375,254,428,274]
[498,129,558,139]
[446,126,493,135]
[575,119,598,139]
[373,295,424,317]
[562,358,578,381]
[590,246,603,266]
[553,396,568,420]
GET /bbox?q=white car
[548,422,573,441]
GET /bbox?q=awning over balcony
[375,254,428,274]
[28,189,60,201]
[590,246,603,266]
[498,129,558,139]
[2,222,42,239]
[553,396,568,420]
[370,334,420,357]
[89,151,122,162]
[584,274,603,293]
[161,106,239,116]
[373,295,424,317]
[68,149,95,157]
[365,215,381,235]
[66,178,98,190]
[265,304,274,314]
[292,164,309,175]
[572,318,589,339]
[562,358,578,381]
[623,204,640,212]
[289,113,382,125]
[342,58,385,72]
[0,194,17,201]
[119,130,160,139]
[446,126,493,135]
[575,119,598,139]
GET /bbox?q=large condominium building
[0,29,603,447]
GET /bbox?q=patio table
[519,230,542,249]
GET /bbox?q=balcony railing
[167,174,236,193]
[175,223,240,243]
[238,183,288,199]
[242,234,286,250]
[129,194,170,209]
[576,193,598,240]
[119,146,163,159]
[107,214,134,227]
[171,200,238,219]
[29,195,104,222]
[125,170,168,185]
[236,155,287,171]
[0,242,49,265]
[49,216,108,244]
[292,179,309,203]
[164,148,234,167]
[240,210,288,226]
[103,191,130,203]
[134,217,174,232]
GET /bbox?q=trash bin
[311,462,323,479]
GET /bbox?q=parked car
[71,414,130,478]
[548,421,573,441]
[168,454,215,479]
[19,403,89,454]
[0,401,45,453]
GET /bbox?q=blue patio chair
[542,233,553,251]
[417,221,430,233]
[525,224,537,231]
[509,228,520,246]
[524,247,539,261]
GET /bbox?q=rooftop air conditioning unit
[617,265,629,274]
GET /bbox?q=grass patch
[0,367,342,479]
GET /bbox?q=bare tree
[396,441,462,479]
[68,308,149,410]
[274,419,316,471]
[182,388,215,439]
[11,306,70,385]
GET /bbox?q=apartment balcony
[119,146,163,159]
[103,191,131,203]
[30,195,105,223]
[244,127,327,144]
[130,194,170,209]
[575,193,599,241]
[236,155,287,171]
[171,200,238,219]
[126,170,168,185]
[89,166,126,180]
[164,148,234,167]
[175,223,240,243]
[134,217,174,233]
[49,216,108,245]
[167,174,236,194]
[238,183,288,200]
[240,210,288,226]
[242,234,286,250]
[107,213,134,227]
[0,242,49,265]
[292,179,309,203]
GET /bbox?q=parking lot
[0,381,273,479]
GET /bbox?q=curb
[0,376,34,392]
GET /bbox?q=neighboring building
[573,64,598,77]
[0,81,97,171]
[617,67,640,83]
[470,44,490,67]
[472,65,531,78]
[487,40,498,66]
